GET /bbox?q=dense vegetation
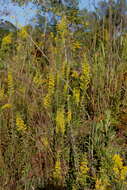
[0,0,127,189]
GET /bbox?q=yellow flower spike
[2,33,12,45]
[77,156,89,187]
[112,154,123,169]
[56,107,65,134]
[80,55,90,91]
[43,94,51,109]
[71,70,79,78]
[16,115,27,132]
[48,72,55,94]
[53,158,62,180]
[95,179,105,190]
[120,166,127,180]
[72,41,81,50]
[80,159,89,175]
[43,72,55,109]
[112,154,127,182]
[57,16,68,35]
[113,167,120,176]
[95,178,101,189]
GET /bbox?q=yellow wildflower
[113,167,120,176]
[57,16,68,35]
[56,107,65,134]
[72,41,81,50]
[112,154,127,181]
[48,73,55,94]
[2,34,12,45]
[16,115,27,132]
[43,94,51,109]
[112,154,123,169]
[71,70,79,78]
[43,72,55,109]
[80,55,90,91]
[95,179,105,190]
[80,158,89,175]
[77,156,89,186]
[120,166,127,180]
[53,158,62,180]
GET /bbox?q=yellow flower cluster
[71,70,79,79]
[80,55,90,91]
[77,156,89,186]
[1,103,12,110]
[95,178,106,190]
[53,159,62,180]
[8,71,14,95]
[43,72,55,108]
[57,16,68,37]
[80,158,89,175]
[2,34,12,45]
[48,73,55,94]
[16,115,27,132]
[43,94,51,109]
[56,107,65,134]
[72,41,81,51]
[112,154,127,181]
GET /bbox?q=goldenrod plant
[0,0,127,189]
